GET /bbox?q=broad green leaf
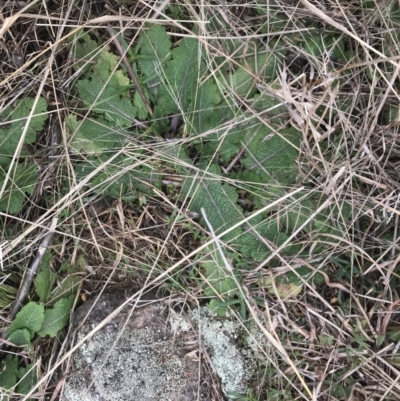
[74,45,136,127]
[69,33,101,72]
[0,161,38,214]
[160,140,192,171]
[38,295,75,338]
[0,97,47,157]
[250,91,287,122]
[391,2,400,24]
[200,124,244,163]
[161,37,201,111]
[93,50,130,86]
[7,302,44,338]
[242,126,300,183]
[303,34,324,58]
[238,212,300,261]
[91,163,162,197]
[182,168,243,243]
[137,27,227,134]
[376,334,385,347]
[0,156,11,168]
[191,79,224,134]
[384,104,399,124]
[7,328,31,346]
[0,355,19,390]
[48,276,79,306]
[76,80,136,127]
[239,235,270,262]
[17,363,37,399]
[267,13,290,30]
[206,13,244,55]
[136,24,172,83]
[34,250,57,303]
[67,34,142,153]
[327,35,347,61]
[74,155,162,199]
[200,244,237,298]
[66,115,133,155]
[134,90,150,120]
[286,266,325,286]
[153,37,204,130]
[208,298,228,317]
[261,276,303,298]
[281,192,352,239]
[226,50,284,98]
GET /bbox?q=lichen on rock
[63,295,255,401]
[189,307,254,398]
[63,294,211,401]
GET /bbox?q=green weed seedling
[0,97,47,214]
[68,25,354,311]
[0,251,78,399]
[0,355,37,401]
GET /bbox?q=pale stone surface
[63,294,254,401]
[190,308,253,397]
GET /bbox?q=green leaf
[0,97,48,157]
[76,81,135,127]
[328,35,347,61]
[74,44,136,127]
[191,80,224,134]
[133,90,150,120]
[34,250,57,303]
[17,363,37,399]
[376,334,385,347]
[161,37,201,111]
[225,50,284,98]
[250,91,287,123]
[137,26,228,135]
[285,266,325,287]
[281,192,351,240]
[74,155,162,198]
[182,168,243,243]
[241,126,300,183]
[69,33,101,72]
[267,13,290,30]
[200,131,242,163]
[391,2,400,24]
[208,298,229,317]
[200,244,237,299]
[0,278,18,309]
[153,37,205,131]
[66,115,134,155]
[38,295,75,338]
[0,355,19,390]
[303,34,324,58]
[72,36,136,129]
[7,329,31,346]
[92,163,161,196]
[0,161,38,214]
[47,276,79,306]
[136,25,172,84]
[7,302,45,339]
[237,209,302,260]
[86,46,129,85]
[205,13,244,56]
[239,229,272,261]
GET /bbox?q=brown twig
[1,218,58,343]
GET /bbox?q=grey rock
[63,294,254,401]
[63,294,211,401]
